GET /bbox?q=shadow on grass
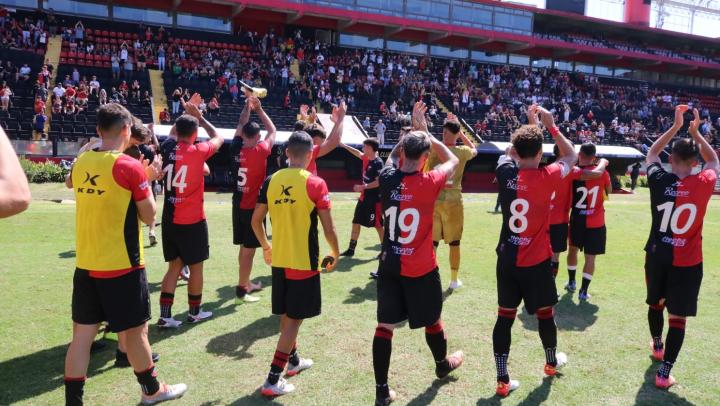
[58,250,76,258]
[205,314,279,360]
[475,376,553,406]
[334,256,378,273]
[343,280,376,304]
[634,362,694,406]
[229,388,284,405]
[406,376,458,406]
[518,292,598,332]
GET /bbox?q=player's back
[549,174,572,225]
[379,167,447,277]
[234,140,271,209]
[570,165,610,228]
[361,155,384,201]
[645,164,717,267]
[496,158,566,267]
[161,139,215,224]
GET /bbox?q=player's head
[363,138,380,156]
[96,103,132,145]
[129,117,150,146]
[306,123,326,146]
[510,125,544,164]
[578,143,596,165]
[401,131,431,169]
[242,121,261,141]
[670,138,699,171]
[442,119,462,144]
[174,114,199,143]
[553,141,574,159]
[286,131,314,168]
[293,120,306,131]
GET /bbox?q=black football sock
[551,261,559,278]
[235,285,247,299]
[268,350,289,385]
[159,292,174,319]
[536,307,558,366]
[567,266,577,284]
[648,304,665,350]
[289,342,299,367]
[659,318,686,378]
[348,239,357,251]
[115,349,128,362]
[64,376,85,406]
[134,364,160,396]
[188,294,202,316]
[373,327,393,398]
[580,273,592,293]
[425,321,448,367]
[493,308,516,383]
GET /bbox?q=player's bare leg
[656,312,686,389]
[148,221,157,246]
[116,324,159,368]
[341,223,362,257]
[578,254,595,301]
[565,246,579,292]
[373,323,398,405]
[262,316,305,397]
[187,262,211,323]
[158,259,184,328]
[449,241,462,289]
[65,322,100,404]
[374,225,384,259]
[236,247,261,304]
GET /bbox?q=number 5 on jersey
[163,164,188,193]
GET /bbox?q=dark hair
[671,138,699,162]
[402,131,431,160]
[242,121,261,138]
[553,141,574,158]
[443,120,461,135]
[174,114,199,139]
[363,138,380,152]
[306,123,326,140]
[579,143,596,157]
[397,116,411,128]
[286,131,313,158]
[511,125,543,159]
[130,117,150,143]
[97,103,132,133]
[293,120,306,131]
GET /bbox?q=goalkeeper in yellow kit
[424,113,478,290]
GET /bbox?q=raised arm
[0,128,31,217]
[411,102,429,133]
[318,101,346,157]
[689,108,720,174]
[428,134,459,179]
[182,94,223,150]
[340,142,363,160]
[254,98,277,149]
[234,98,251,137]
[538,106,577,170]
[579,158,609,180]
[647,105,687,165]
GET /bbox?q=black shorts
[162,219,209,265]
[232,206,261,248]
[496,259,558,315]
[352,198,382,228]
[645,255,703,317]
[549,223,569,253]
[377,268,442,329]
[569,223,606,255]
[271,267,321,320]
[72,268,151,333]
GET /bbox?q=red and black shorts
[352,198,382,228]
[549,222,569,253]
[271,267,321,320]
[72,268,151,333]
[377,268,442,329]
[569,223,606,255]
[232,206,261,248]
[162,219,210,265]
[645,255,703,317]
[496,259,558,315]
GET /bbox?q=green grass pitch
[1,184,719,405]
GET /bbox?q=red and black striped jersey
[160,139,216,224]
[378,167,447,278]
[360,155,383,202]
[549,175,572,225]
[496,156,570,267]
[231,138,271,210]
[645,163,716,267]
[569,165,611,229]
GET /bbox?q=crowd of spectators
[0,7,48,52]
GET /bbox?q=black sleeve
[368,158,383,181]
[257,175,272,205]
[646,162,665,187]
[159,139,176,166]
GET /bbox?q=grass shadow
[442,288,454,302]
[205,314,279,360]
[406,376,458,406]
[518,292,598,332]
[343,280,376,304]
[229,388,284,405]
[58,250,76,258]
[634,363,695,405]
[517,376,553,406]
[334,256,378,273]
[363,243,382,251]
